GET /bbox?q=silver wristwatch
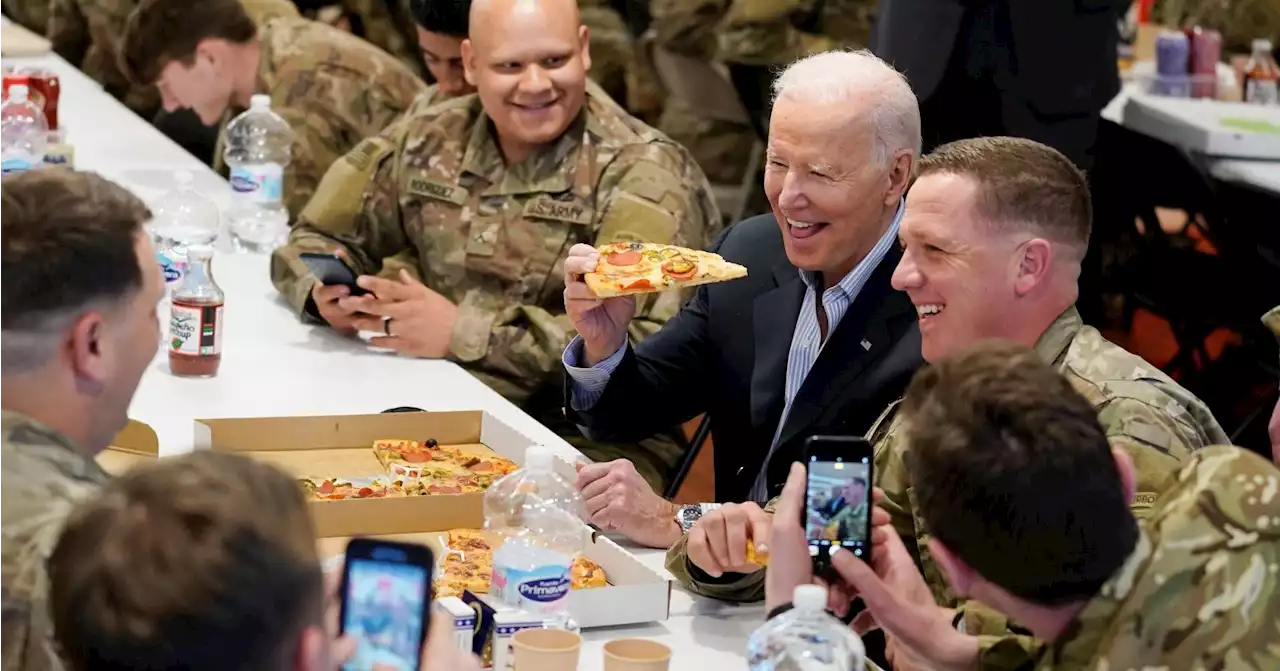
[674,503,722,534]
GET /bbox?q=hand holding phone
[803,436,873,576]
[300,252,369,296]
[338,538,434,671]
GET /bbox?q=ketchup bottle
[1243,39,1279,105]
[168,246,224,377]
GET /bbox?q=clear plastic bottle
[1243,39,1279,105]
[484,446,585,631]
[747,584,866,671]
[150,171,221,304]
[1,84,49,175]
[223,93,293,253]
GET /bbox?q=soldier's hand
[563,243,637,366]
[575,459,681,548]
[687,501,771,578]
[312,282,364,336]
[828,522,978,671]
[345,270,459,359]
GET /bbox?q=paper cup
[512,628,582,671]
[603,638,672,671]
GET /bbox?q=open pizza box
[313,505,671,629]
[191,410,670,629]
[96,420,160,475]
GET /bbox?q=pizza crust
[585,242,747,297]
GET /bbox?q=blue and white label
[157,251,187,287]
[1,156,36,174]
[493,562,571,615]
[229,164,284,204]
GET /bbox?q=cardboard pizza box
[314,505,670,630]
[193,410,581,536]
[96,420,160,475]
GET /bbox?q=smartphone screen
[805,452,872,561]
[340,541,432,671]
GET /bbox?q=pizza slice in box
[585,241,747,297]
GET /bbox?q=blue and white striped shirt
[563,202,904,501]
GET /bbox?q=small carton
[463,592,545,671]
[433,597,477,653]
[96,420,159,475]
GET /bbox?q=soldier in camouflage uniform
[1266,306,1279,466]
[1157,0,1280,55]
[667,140,1228,666]
[121,0,426,219]
[270,0,720,491]
[1,171,166,671]
[2,0,51,35]
[762,343,1278,671]
[332,0,430,80]
[46,0,299,159]
[408,0,475,107]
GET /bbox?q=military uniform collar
[1039,531,1151,668]
[1,409,109,484]
[1033,306,1083,367]
[459,106,589,196]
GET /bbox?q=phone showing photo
[339,538,434,671]
[803,435,873,566]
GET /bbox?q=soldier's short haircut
[1,170,151,374]
[121,0,257,86]
[917,136,1092,256]
[899,341,1138,606]
[771,49,922,168]
[49,452,323,671]
[411,0,471,37]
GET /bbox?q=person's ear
[1012,238,1053,298]
[885,149,913,206]
[1111,447,1137,505]
[579,25,592,72]
[67,311,109,390]
[193,38,221,71]
[461,39,476,86]
[927,538,974,599]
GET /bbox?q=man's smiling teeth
[787,219,819,229]
[917,304,944,316]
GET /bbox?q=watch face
[679,505,702,530]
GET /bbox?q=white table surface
[2,48,762,671]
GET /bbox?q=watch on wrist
[674,503,722,534]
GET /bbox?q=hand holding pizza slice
[585,242,748,297]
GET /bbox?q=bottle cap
[524,446,554,470]
[7,84,28,101]
[1255,39,1274,52]
[793,584,827,610]
[250,94,271,110]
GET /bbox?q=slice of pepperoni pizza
[585,241,747,297]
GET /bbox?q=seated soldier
[763,341,1279,670]
[120,0,427,218]
[270,0,721,493]
[1,170,167,670]
[672,137,1228,631]
[49,451,481,671]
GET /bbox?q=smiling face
[764,97,908,283]
[891,173,1030,363]
[462,1,590,164]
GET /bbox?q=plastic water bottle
[747,584,866,671]
[149,171,221,301]
[223,93,292,253]
[1,84,48,175]
[484,446,585,631]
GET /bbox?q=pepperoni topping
[318,480,334,494]
[624,278,652,290]
[400,451,428,463]
[358,487,374,497]
[606,251,642,267]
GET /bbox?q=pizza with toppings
[299,477,415,500]
[371,439,518,492]
[585,241,748,297]
[432,528,608,598]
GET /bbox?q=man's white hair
[771,49,922,167]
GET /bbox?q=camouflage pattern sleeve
[273,104,346,221]
[1094,396,1214,518]
[718,0,814,65]
[664,496,778,602]
[650,0,731,59]
[45,0,88,66]
[448,141,718,387]
[269,128,412,319]
[1,545,67,671]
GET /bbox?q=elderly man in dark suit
[872,0,1130,169]
[557,49,925,554]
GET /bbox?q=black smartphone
[803,435,874,573]
[299,252,369,296]
[338,538,434,671]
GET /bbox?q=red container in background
[2,67,60,130]
[1188,27,1221,99]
